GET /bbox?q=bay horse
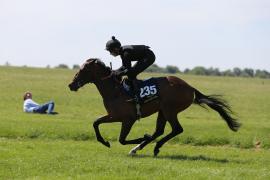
[68,58,240,156]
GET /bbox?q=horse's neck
[94,78,120,100]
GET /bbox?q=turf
[0,66,269,179]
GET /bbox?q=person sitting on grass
[23,92,57,114]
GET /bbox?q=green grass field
[0,66,270,179]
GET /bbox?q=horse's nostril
[69,83,78,91]
[68,83,75,91]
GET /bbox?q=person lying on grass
[23,92,57,115]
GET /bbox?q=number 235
[140,85,157,98]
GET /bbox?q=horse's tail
[193,88,241,132]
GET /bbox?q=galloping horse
[68,58,240,156]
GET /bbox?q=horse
[68,58,241,156]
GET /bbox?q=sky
[0,0,270,71]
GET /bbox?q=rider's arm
[115,52,131,76]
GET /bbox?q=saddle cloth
[122,78,159,104]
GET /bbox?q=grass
[1,139,270,180]
[0,65,270,179]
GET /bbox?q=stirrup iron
[136,103,141,120]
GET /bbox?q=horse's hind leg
[154,112,183,156]
[129,111,167,155]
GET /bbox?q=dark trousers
[126,50,155,98]
[33,101,54,114]
[127,50,155,80]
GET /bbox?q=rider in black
[105,36,156,96]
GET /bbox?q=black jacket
[117,45,151,72]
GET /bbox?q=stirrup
[136,103,141,120]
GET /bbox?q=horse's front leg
[119,119,148,145]
[93,115,119,148]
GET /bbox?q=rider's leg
[128,59,153,97]
[127,54,155,118]
[128,51,155,82]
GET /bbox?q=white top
[23,99,39,113]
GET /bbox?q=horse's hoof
[154,149,159,156]
[129,150,137,156]
[103,141,111,148]
[144,134,152,140]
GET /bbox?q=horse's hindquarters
[159,76,194,112]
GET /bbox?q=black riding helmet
[105,36,121,51]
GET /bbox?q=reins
[100,71,122,85]
[84,59,121,84]
[101,71,113,81]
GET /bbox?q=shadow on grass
[130,154,231,164]
[158,154,229,163]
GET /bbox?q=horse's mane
[82,58,123,83]
[86,58,100,63]
[85,58,112,73]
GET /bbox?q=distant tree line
[5,61,267,79]
[54,64,80,69]
[54,63,270,79]
[145,64,270,79]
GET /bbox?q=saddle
[122,78,159,104]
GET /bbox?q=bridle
[74,60,116,86]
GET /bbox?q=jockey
[105,36,156,97]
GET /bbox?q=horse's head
[68,58,112,91]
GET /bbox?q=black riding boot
[126,79,137,98]
[131,80,139,99]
